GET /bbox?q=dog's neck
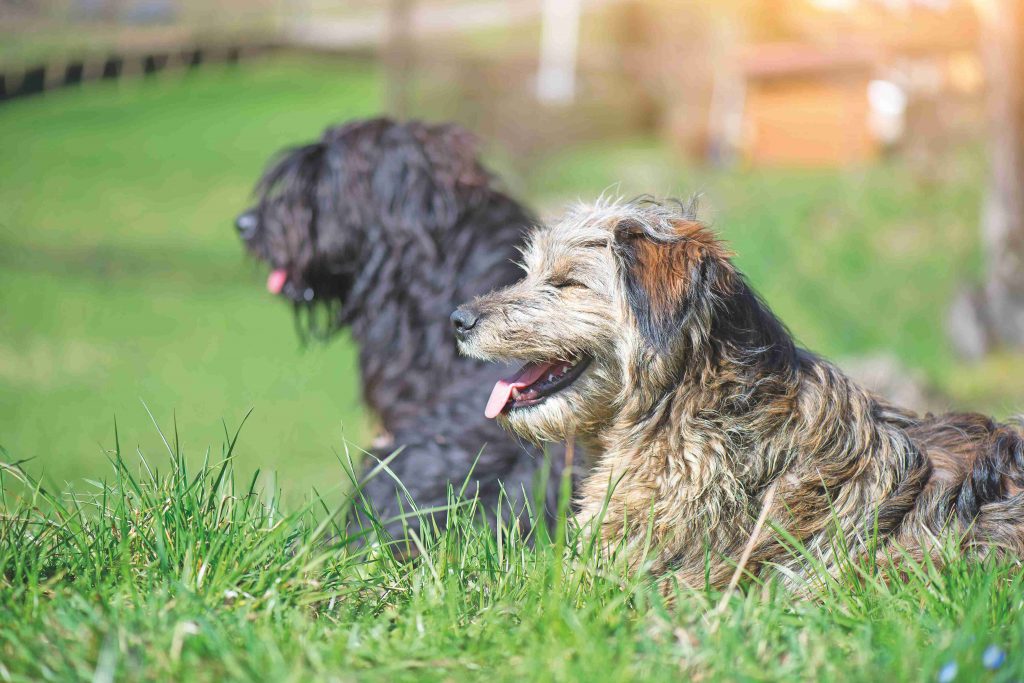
[577,299,928,587]
[350,296,464,425]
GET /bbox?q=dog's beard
[501,356,622,445]
[290,297,351,342]
[258,261,357,343]
[486,363,610,442]
[499,386,592,443]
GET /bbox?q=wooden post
[950,0,1024,356]
[536,0,582,105]
[385,0,414,118]
[980,0,1024,346]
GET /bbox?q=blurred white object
[868,79,908,144]
[536,0,582,105]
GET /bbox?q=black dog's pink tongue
[485,362,552,419]
[267,269,287,295]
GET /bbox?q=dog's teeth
[510,388,521,399]
[547,373,557,382]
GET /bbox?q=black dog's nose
[450,307,479,339]
[235,211,258,239]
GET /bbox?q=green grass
[1,435,1022,682]
[0,55,383,501]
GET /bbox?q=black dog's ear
[612,217,729,350]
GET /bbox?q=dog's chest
[598,423,739,527]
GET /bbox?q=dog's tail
[914,413,1024,554]
[937,413,1024,552]
[958,421,1024,518]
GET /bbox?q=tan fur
[456,199,1024,589]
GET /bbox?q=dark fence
[0,44,269,104]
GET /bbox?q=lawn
[2,441,1022,682]
[0,54,382,501]
[3,52,1024,682]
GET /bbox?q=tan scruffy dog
[451,198,1024,589]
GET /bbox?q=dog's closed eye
[550,277,586,290]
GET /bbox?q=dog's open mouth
[484,355,592,419]
[267,269,316,303]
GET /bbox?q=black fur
[712,278,799,378]
[236,118,568,538]
[612,216,797,377]
[612,218,670,350]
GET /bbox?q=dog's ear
[612,217,728,351]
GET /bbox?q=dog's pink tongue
[484,362,551,419]
[267,269,288,295]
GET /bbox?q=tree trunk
[981,0,1024,342]
[950,0,1024,357]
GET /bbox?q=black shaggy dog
[235,118,566,539]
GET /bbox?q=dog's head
[452,199,795,443]
[236,117,497,338]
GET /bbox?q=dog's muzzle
[235,210,259,241]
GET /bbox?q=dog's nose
[235,211,258,239]
[450,307,480,339]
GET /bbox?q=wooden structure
[740,43,878,167]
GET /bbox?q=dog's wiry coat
[456,199,1024,587]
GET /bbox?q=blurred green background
[3,0,1024,503]
[0,57,381,498]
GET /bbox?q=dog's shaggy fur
[236,118,565,537]
[455,199,1024,588]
